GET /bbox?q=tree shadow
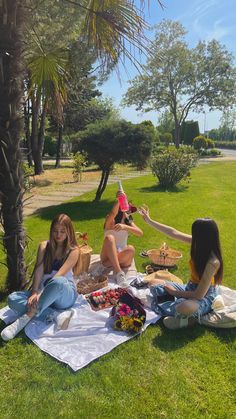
[33,179,52,188]
[31,199,115,222]
[63,180,79,185]
[139,184,188,194]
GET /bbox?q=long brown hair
[190,218,223,285]
[44,214,78,273]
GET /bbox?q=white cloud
[187,0,230,42]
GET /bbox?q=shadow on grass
[152,321,236,352]
[30,199,115,222]
[0,289,9,301]
[139,184,188,194]
[207,326,236,343]
[152,322,206,352]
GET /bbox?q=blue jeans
[8,276,77,322]
[150,281,217,320]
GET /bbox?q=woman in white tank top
[100,196,143,287]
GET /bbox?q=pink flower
[117,304,132,317]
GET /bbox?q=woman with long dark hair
[1,214,79,341]
[139,207,223,330]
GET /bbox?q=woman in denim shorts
[138,208,223,330]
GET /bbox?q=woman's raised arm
[139,206,191,244]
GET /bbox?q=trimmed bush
[193,135,208,150]
[181,120,200,145]
[206,138,215,149]
[215,141,236,150]
[159,132,172,146]
[199,148,221,157]
[151,147,198,188]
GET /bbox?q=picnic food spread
[86,288,126,311]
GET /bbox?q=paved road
[219,148,236,159]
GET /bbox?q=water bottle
[117,180,129,212]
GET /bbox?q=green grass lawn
[0,162,236,418]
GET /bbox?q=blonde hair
[44,214,78,273]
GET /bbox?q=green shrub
[181,120,200,145]
[151,147,198,188]
[72,152,86,182]
[43,136,57,157]
[214,141,236,150]
[206,138,215,149]
[22,163,34,191]
[159,132,173,146]
[193,135,208,150]
[199,148,221,157]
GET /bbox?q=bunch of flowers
[76,231,88,246]
[112,302,145,334]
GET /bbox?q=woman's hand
[27,292,40,309]
[163,284,178,297]
[138,205,150,223]
[113,223,126,231]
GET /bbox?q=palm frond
[73,0,151,68]
[27,45,68,120]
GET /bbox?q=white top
[104,229,128,252]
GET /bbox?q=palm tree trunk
[55,124,63,168]
[37,99,47,172]
[0,0,26,291]
[24,99,33,166]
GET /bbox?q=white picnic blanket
[0,255,160,371]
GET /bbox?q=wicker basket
[77,275,108,295]
[73,244,93,277]
[147,244,182,267]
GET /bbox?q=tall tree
[0,0,162,291]
[0,0,26,291]
[124,20,236,147]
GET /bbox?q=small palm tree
[26,43,68,174]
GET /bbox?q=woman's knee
[176,300,199,316]
[126,245,135,256]
[8,291,29,313]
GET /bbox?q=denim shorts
[150,281,217,319]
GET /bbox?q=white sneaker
[55,309,74,330]
[1,314,31,341]
[116,271,129,288]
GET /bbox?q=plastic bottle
[117,180,129,212]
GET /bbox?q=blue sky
[100,0,236,131]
